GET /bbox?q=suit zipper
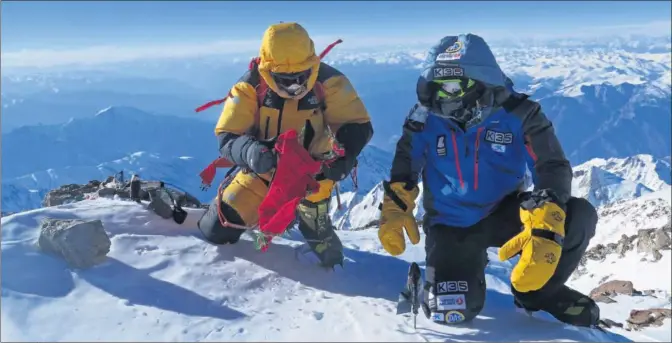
[276,105,284,137]
[264,116,270,139]
[474,127,483,190]
[450,130,465,189]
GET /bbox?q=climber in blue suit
[378,34,600,328]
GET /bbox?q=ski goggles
[271,69,311,96]
[434,78,477,100]
[432,78,479,115]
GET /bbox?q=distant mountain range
[3,106,669,219]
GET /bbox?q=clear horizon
[1,1,670,68]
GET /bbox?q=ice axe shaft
[335,182,342,210]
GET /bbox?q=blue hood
[420,34,507,88]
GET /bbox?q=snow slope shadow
[76,257,247,321]
[1,245,76,298]
[212,236,412,302]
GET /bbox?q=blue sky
[1,1,670,67]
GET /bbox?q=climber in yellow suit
[197,22,373,268]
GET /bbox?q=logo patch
[431,312,445,322]
[446,41,464,54]
[433,67,464,78]
[436,53,461,61]
[491,143,506,153]
[484,130,514,145]
[437,281,469,294]
[436,135,447,157]
[545,252,557,264]
[437,294,467,311]
[446,311,466,324]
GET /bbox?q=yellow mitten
[378,181,420,256]
[498,191,566,293]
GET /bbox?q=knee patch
[425,278,485,325]
[197,198,246,245]
[220,172,268,226]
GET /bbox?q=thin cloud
[2,21,669,69]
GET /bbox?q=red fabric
[257,129,321,237]
[199,158,235,187]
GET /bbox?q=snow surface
[589,189,671,249]
[2,198,633,342]
[566,190,671,342]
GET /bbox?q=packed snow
[2,198,633,342]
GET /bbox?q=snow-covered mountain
[4,38,670,158]
[340,154,671,230]
[0,106,393,213]
[577,155,672,192]
[568,189,671,339]
[1,152,220,213]
[2,106,217,179]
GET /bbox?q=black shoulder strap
[501,93,530,113]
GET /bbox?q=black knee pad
[197,198,246,245]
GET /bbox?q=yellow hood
[257,22,321,99]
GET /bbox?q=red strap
[195,97,227,113]
[199,158,235,187]
[319,39,343,59]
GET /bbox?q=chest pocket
[479,124,523,175]
[257,90,330,156]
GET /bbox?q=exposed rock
[38,218,111,269]
[41,175,203,209]
[637,229,656,254]
[582,222,670,269]
[652,249,663,262]
[653,229,671,250]
[627,308,672,330]
[42,181,101,207]
[590,280,636,298]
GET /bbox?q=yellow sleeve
[214,81,259,135]
[321,74,370,131]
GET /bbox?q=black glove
[246,138,277,174]
[321,157,350,181]
[218,133,277,174]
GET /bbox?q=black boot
[296,198,344,268]
[515,284,600,327]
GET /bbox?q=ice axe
[397,262,422,329]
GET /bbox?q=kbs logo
[484,130,513,145]
[437,281,469,294]
[433,67,464,78]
